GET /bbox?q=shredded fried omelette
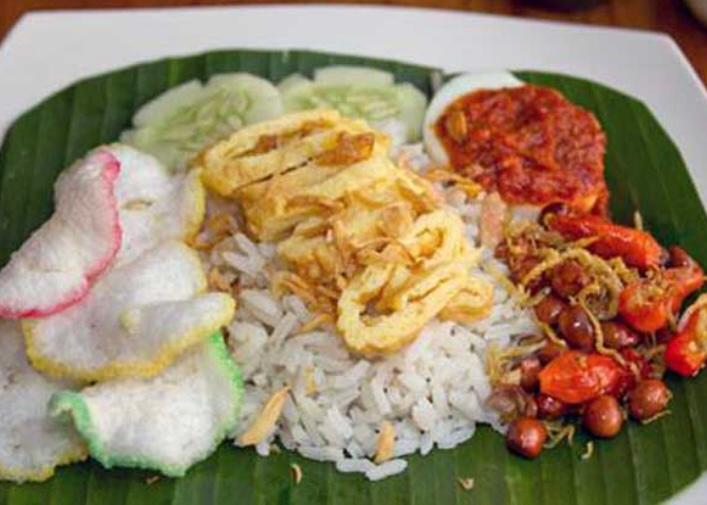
[194,109,493,355]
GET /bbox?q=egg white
[423,71,524,165]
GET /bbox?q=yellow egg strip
[197,109,491,356]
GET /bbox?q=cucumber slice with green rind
[393,83,428,142]
[133,80,204,128]
[279,66,428,142]
[278,74,313,101]
[121,73,283,171]
[50,332,243,478]
[314,66,394,87]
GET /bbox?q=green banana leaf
[1,49,706,505]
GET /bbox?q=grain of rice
[412,398,437,431]
[328,406,354,440]
[235,232,262,258]
[336,458,376,474]
[298,446,343,462]
[370,377,393,416]
[290,423,309,444]
[332,360,370,389]
[270,312,299,347]
[393,438,419,458]
[282,295,311,322]
[399,372,427,393]
[431,383,450,415]
[240,289,283,327]
[258,242,277,259]
[438,426,476,449]
[223,251,260,278]
[365,459,408,481]
[332,389,361,410]
[255,438,272,456]
[420,433,434,456]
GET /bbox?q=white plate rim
[0,5,705,503]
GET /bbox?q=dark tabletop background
[1,0,706,85]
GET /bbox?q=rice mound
[204,143,537,479]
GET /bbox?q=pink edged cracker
[0,149,122,318]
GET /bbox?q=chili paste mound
[435,85,609,215]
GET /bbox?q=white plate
[0,5,705,502]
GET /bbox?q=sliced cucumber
[132,80,203,128]
[278,66,427,142]
[313,65,394,87]
[207,73,282,125]
[278,74,313,100]
[394,83,428,143]
[121,73,283,171]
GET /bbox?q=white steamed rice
[204,140,537,480]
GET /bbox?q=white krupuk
[24,241,234,382]
[0,321,86,482]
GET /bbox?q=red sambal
[435,85,609,215]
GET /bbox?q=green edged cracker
[50,333,243,477]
